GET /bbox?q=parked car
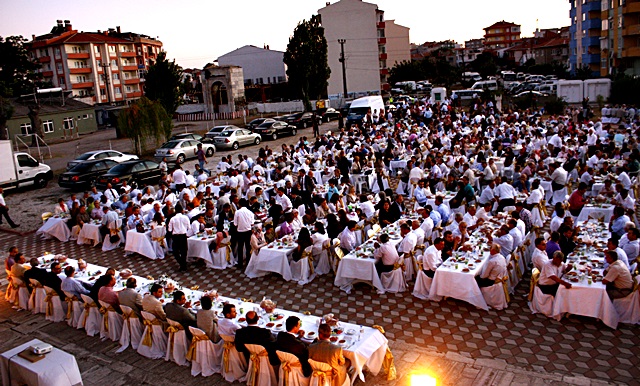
[153,139,215,164]
[285,112,320,128]
[59,159,119,190]
[514,90,548,98]
[251,121,297,140]
[169,133,204,141]
[210,128,261,150]
[96,160,162,190]
[66,150,138,170]
[322,108,341,122]
[203,125,240,142]
[246,118,275,130]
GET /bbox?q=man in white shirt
[275,188,292,213]
[373,233,400,275]
[412,180,430,207]
[173,165,187,192]
[603,250,634,299]
[538,251,573,296]
[359,195,375,219]
[397,222,417,259]
[548,162,567,200]
[489,225,514,257]
[531,237,549,271]
[217,156,231,173]
[620,228,640,263]
[476,244,508,287]
[103,183,120,203]
[218,303,240,336]
[233,199,255,269]
[411,220,426,246]
[507,218,523,249]
[476,202,493,222]
[421,237,444,278]
[477,181,496,206]
[418,208,434,242]
[338,221,359,253]
[495,178,517,212]
[586,151,601,169]
[168,204,191,272]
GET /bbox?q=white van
[471,80,498,91]
[346,95,385,126]
[462,72,482,83]
[452,89,478,101]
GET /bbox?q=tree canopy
[284,15,330,111]
[117,96,172,155]
[144,52,183,116]
[389,55,460,89]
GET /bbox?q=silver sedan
[154,139,215,163]
[210,128,261,150]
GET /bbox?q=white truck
[0,140,53,190]
[556,80,584,104]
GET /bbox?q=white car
[66,150,138,170]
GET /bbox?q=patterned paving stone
[1,229,639,385]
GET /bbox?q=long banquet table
[36,217,70,242]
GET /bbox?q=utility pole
[338,39,348,98]
[101,63,112,105]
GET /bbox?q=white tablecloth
[577,204,614,222]
[187,235,216,266]
[1,339,83,386]
[430,250,491,310]
[36,217,70,242]
[389,160,407,175]
[245,243,296,281]
[551,279,619,329]
[77,223,102,246]
[124,229,158,259]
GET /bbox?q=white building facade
[216,45,287,86]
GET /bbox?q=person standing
[233,198,255,269]
[196,143,210,176]
[168,204,190,272]
[312,112,320,138]
[0,188,19,228]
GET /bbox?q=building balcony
[582,18,601,30]
[624,1,640,14]
[379,53,387,60]
[623,24,640,36]
[122,65,138,71]
[622,46,640,57]
[582,53,601,64]
[38,56,51,63]
[126,91,142,98]
[582,1,601,13]
[379,68,389,75]
[42,71,53,78]
[584,36,601,47]
[71,81,94,89]
[377,37,386,45]
[124,78,140,85]
[376,21,385,29]
[70,67,92,74]
[67,52,90,59]
[120,51,136,57]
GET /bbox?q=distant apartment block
[27,20,163,105]
[599,0,640,76]
[484,21,521,49]
[217,45,287,86]
[569,0,601,76]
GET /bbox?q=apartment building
[599,0,640,76]
[569,0,601,76]
[318,0,410,97]
[27,20,162,105]
[217,45,287,86]
[483,21,521,49]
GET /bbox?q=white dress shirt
[397,232,417,255]
[422,245,442,271]
[168,213,190,235]
[218,317,239,336]
[480,253,508,280]
[233,207,255,232]
[338,228,358,251]
[420,217,434,240]
[173,169,187,185]
[538,260,566,285]
[373,242,400,266]
[412,228,425,246]
[104,188,120,203]
[276,194,292,213]
[360,201,375,219]
[532,248,549,271]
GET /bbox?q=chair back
[309,359,334,386]
[528,268,541,301]
[29,279,43,288]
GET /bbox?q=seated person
[309,323,351,386]
[537,251,573,296]
[61,266,91,300]
[475,244,508,287]
[276,316,312,377]
[602,250,634,300]
[292,227,313,262]
[218,303,240,336]
[197,295,218,341]
[235,311,279,366]
[97,274,121,313]
[164,290,197,332]
[373,233,400,276]
[118,277,143,318]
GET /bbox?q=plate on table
[345,329,356,336]
[330,336,339,342]
[461,268,470,272]
[266,322,275,328]
[273,323,284,331]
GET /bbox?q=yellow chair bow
[372,325,396,381]
[65,296,78,320]
[185,334,210,361]
[166,324,185,356]
[280,361,302,386]
[302,250,314,275]
[219,242,232,263]
[141,318,163,347]
[311,369,332,385]
[222,340,236,372]
[247,350,269,386]
[528,268,540,301]
[82,301,98,329]
[44,290,58,318]
[99,305,115,332]
[494,276,511,303]
[152,236,166,248]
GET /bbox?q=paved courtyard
[0,229,637,385]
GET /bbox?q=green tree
[388,60,423,85]
[284,15,330,111]
[575,64,594,80]
[0,96,15,140]
[144,52,183,116]
[470,52,498,79]
[117,97,172,155]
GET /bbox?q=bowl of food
[339,339,346,344]
[266,322,275,328]
[238,317,246,323]
[120,269,133,279]
[330,336,339,342]
[462,268,470,272]
[307,331,316,338]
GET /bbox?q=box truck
[0,140,53,190]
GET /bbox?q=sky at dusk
[0,0,571,69]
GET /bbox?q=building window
[602,19,609,30]
[619,16,623,28]
[582,13,586,21]
[109,45,116,53]
[126,86,132,92]
[63,117,74,131]
[100,88,106,96]
[94,46,100,54]
[114,87,121,94]
[58,77,65,85]
[20,123,31,135]
[83,114,89,119]
[54,47,61,57]
[113,73,120,81]
[42,120,54,133]
[76,75,87,83]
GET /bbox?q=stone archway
[210,81,229,113]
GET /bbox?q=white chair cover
[291,246,316,285]
[117,305,144,353]
[137,311,168,359]
[165,318,189,366]
[276,350,309,386]
[220,334,247,382]
[480,281,509,310]
[245,344,277,386]
[78,294,102,336]
[63,291,83,328]
[12,277,30,311]
[102,218,123,251]
[412,270,433,300]
[403,255,415,282]
[551,187,568,205]
[612,275,640,325]
[371,176,389,194]
[529,286,554,317]
[531,206,546,228]
[28,279,47,314]
[43,286,65,323]
[211,236,235,269]
[313,240,332,276]
[188,326,221,376]
[98,300,123,342]
[70,224,81,241]
[381,264,407,293]
[150,226,168,259]
[308,358,343,386]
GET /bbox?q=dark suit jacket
[301,176,316,193]
[44,272,64,298]
[235,325,279,366]
[276,331,312,377]
[164,302,197,330]
[24,267,48,287]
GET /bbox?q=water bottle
[359,325,364,342]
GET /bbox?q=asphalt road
[1,118,339,232]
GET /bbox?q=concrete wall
[248,101,305,114]
[385,20,411,67]
[217,45,286,85]
[319,0,381,96]
[6,108,98,141]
